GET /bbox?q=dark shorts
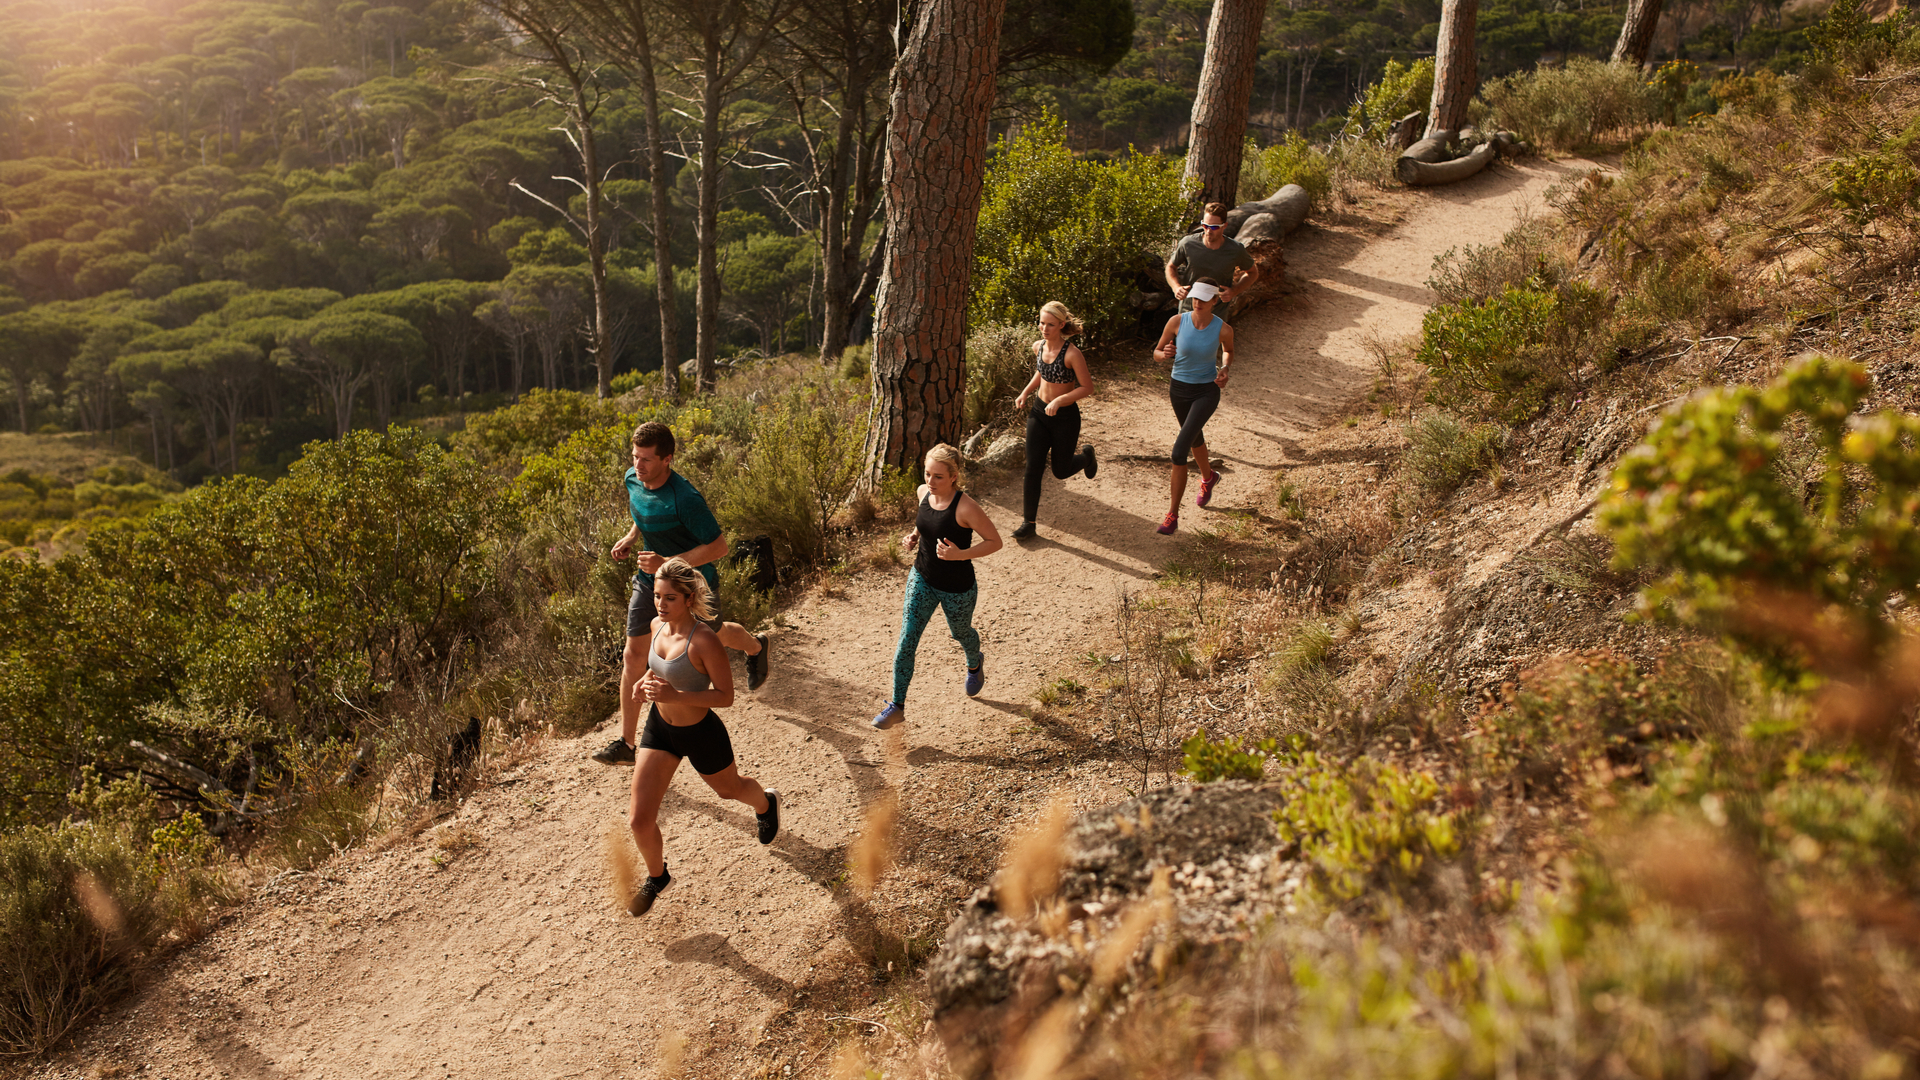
[626,574,726,638]
[638,704,736,775]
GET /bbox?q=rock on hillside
[927,782,1291,1078]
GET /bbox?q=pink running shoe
[1157,512,1179,535]
[1196,470,1221,507]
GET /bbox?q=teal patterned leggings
[891,569,983,705]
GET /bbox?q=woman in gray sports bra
[621,556,779,916]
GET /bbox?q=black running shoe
[628,870,671,916]
[1012,521,1037,540]
[1082,444,1098,479]
[757,791,780,845]
[592,738,635,765]
[746,634,770,691]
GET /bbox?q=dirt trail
[29,157,1599,1080]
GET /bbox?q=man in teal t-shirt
[591,421,770,766]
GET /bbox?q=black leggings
[1023,398,1091,521]
[1169,379,1220,465]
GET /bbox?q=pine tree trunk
[1182,0,1269,208]
[863,0,1005,482]
[1612,0,1663,67]
[1426,0,1480,138]
[695,22,724,394]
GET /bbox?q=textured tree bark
[1181,0,1269,208]
[863,0,1005,482]
[1426,0,1480,138]
[1612,0,1663,67]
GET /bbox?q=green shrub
[1600,354,1920,670]
[1426,217,1569,306]
[711,388,864,567]
[964,324,1035,430]
[1340,58,1435,143]
[1416,282,1605,423]
[1269,746,1463,903]
[1242,133,1335,210]
[1828,150,1918,224]
[456,388,628,469]
[837,342,872,382]
[1808,0,1910,69]
[1402,412,1504,497]
[971,110,1188,339]
[1479,58,1656,150]
[1181,732,1277,782]
[0,818,228,1055]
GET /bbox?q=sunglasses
[1201,222,1223,230]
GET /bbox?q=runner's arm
[1224,258,1261,300]
[1045,346,1094,410]
[1164,249,1190,300]
[1152,315,1181,361]
[675,534,729,570]
[942,496,1003,559]
[1217,326,1235,385]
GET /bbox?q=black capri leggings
[1169,378,1220,465]
[1023,398,1092,521]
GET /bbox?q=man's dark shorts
[626,574,727,637]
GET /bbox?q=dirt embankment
[15,156,1603,1080]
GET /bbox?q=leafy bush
[456,388,629,470]
[1426,216,1569,306]
[1243,133,1335,210]
[1479,58,1656,150]
[1340,58,1435,143]
[1402,412,1505,497]
[1269,745,1462,903]
[1828,151,1917,224]
[711,388,865,567]
[0,818,228,1055]
[1600,354,1920,669]
[972,111,1188,339]
[965,324,1035,430]
[1416,282,1606,423]
[1181,732,1277,782]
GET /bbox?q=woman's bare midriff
[1036,379,1077,404]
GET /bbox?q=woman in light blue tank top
[1150,278,1236,535]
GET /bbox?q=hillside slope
[15,157,1598,1080]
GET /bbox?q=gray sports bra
[649,636,712,693]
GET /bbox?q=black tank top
[914,489,975,592]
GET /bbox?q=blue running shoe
[965,665,986,697]
[871,702,906,729]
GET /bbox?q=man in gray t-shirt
[1165,200,1261,317]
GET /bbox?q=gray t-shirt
[1169,233,1255,288]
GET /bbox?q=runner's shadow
[1010,532,1156,581]
[664,932,792,1000]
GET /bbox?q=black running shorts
[638,704,736,775]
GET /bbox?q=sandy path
[31,157,1599,1080]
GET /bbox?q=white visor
[1188,281,1220,302]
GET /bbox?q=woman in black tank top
[1010,301,1098,540]
[872,443,1004,730]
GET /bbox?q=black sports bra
[1035,341,1078,386]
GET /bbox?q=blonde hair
[1039,301,1083,338]
[652,556,716,621]
[923,443,965,486]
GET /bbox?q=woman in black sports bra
[871,443,1004,730]
[1010,300,1097,540]
[622,557,778,916]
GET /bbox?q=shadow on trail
[665,932,793,1000]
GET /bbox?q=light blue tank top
[1172,311,1223,383]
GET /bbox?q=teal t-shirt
[624,469,722,592]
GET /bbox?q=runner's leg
[618,633,650,747]
[1022,399,1048,523]
[891,571,941,705]
[697,762,771,814]
[627,749,680,877]
[1047,405,1089,479]
[935,585,984,670]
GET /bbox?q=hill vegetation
[1,0,1913,1068]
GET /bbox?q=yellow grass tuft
[996,794,1073,921]
[851,792,898,898]
[71,871,124,939]
[828,1039,871,1080]
[1091,866,1172,990]
[1007,1001,1078,1080]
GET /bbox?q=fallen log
[1396,139,1497,186]
[1223,183,1310,239]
